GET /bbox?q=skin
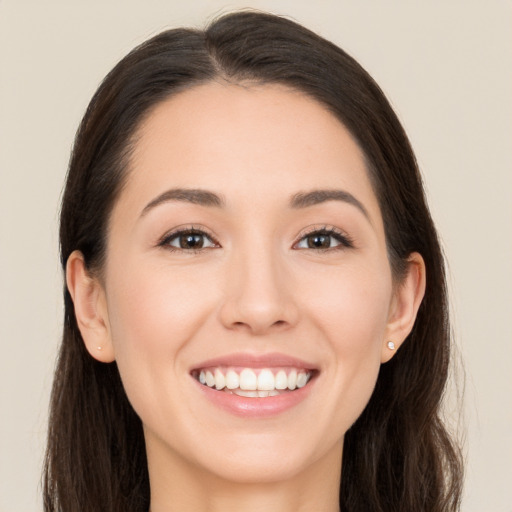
[67,82,425,512]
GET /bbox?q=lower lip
[193,377,316,418]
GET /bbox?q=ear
[381,252,426,363]
[66,250,115,363]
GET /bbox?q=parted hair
[44,10,463,512]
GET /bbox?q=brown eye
[295,229,353,250]
[163,230,217,251]
[179,233,205,249]
[306,234,332,248]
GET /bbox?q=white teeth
[214,369,225,390]
[234,389,259,397]
[275,370,288,389]
[205,370,215,387]
[257,369,275,390]
[287,370,297,390]
[225,370,239,389]
[239,368,258,390]
[296,372,308,388]
[197,367,313,394]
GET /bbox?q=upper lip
[190,352,318,372]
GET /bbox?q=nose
[218,244,300,335]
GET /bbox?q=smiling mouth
[191,367,314,397]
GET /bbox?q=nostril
[229,320,287,331]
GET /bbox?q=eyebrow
[140,187,369,220]
[290,189,370,220]
[141,188,225,216]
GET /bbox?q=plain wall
[0,1,511,510]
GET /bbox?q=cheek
[103,261,222,438]
[299,262,391,423]
[301,259,392,346]
[106,261,213,350]
[104,262,218,400]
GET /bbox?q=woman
[44,10,463,512]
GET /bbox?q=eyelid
[293,224,355,250]
[156,223,353,252]
[158,224,220,250]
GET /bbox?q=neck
[146,438,342,512]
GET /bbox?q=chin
[188,428,338,485]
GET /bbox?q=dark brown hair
[44,10,463,511]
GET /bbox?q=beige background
[1,1,511,510]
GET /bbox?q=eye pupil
[180,233,204,249]
[308,234,330,248]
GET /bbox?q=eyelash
[294,226,355,251]
[158,225,219,253]
[158,225,354,253]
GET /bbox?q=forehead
[122,82,381,220]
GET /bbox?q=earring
[386,341,395,350]
[97,346,103,351]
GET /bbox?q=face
[82,83,410,484]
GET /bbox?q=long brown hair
[44,11,463,511]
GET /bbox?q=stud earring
[97,346,103,351]
[386,341,395,350]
